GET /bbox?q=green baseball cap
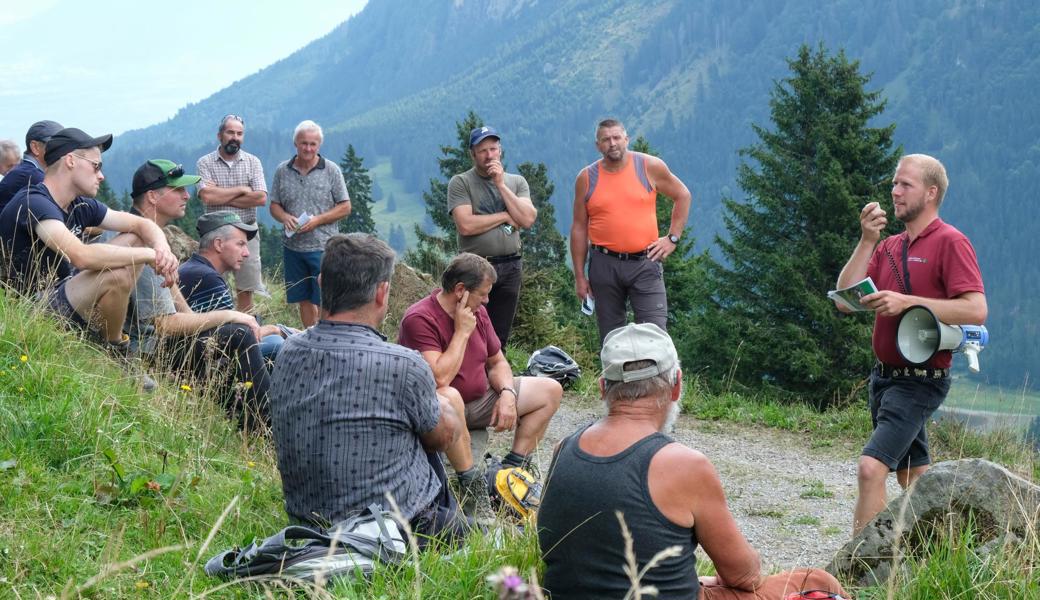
[196,210,258,240]
[132,159,202,197]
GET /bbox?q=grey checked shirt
[196,149,268,224]
[270,321,443,524]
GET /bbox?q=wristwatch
[668,233,680,244]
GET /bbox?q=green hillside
[100,0,1040,388]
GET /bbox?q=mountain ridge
[101,0,1039,387]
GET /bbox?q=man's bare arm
[570,170,592,301]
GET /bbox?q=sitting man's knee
[218,322,259,349]
[437,386,468,424]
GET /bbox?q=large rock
[827,459,1040,586]
[164,224,198,263]
[381,262,436,342]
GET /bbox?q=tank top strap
[631,153,654,194]
[583,161,601,203]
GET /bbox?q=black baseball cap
[25,120,63,148]
[197,211,258,240]
[44,128,113,166]
[132,159,202,197]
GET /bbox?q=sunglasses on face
[71,153,103,173]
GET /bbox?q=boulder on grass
[827,458,1040,587]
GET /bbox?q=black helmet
[524,345,581,388]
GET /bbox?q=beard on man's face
[223,141,241,155]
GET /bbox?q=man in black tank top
[538,323,848,600]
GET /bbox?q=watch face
[668,234,679,244]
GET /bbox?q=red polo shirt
[867,218,985,368]
[398,291,502,403]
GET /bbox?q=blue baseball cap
[469,126,501,148]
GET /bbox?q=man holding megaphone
[835,154,986,535]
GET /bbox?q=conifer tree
[630,136,705,323]
[404,111,481,275]
[682,44,899,406]
[339,145,376,234]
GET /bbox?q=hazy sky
[0,0,368,144]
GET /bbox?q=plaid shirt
[196,149,268,224]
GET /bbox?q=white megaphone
[896,305,989,373]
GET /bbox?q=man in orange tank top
[570,119,692,343]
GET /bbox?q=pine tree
[386,193,397,213]
[682,44,900,406]
[517,162,565,270]
[339,145,376,235]
[404,111,482,275]
[630,136,705,323]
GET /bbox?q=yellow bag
[493,466,543,521]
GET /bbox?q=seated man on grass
[0,128,178,353]
[271,234,469,545]
[178,211,295,362]
[538,323,849,600]
[398,252,562,523]
[128,159,270,430]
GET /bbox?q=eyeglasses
[71,153,103,173]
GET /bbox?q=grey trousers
[588,250,667,343]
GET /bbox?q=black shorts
[45,278,89,331]
[862,366,950,471]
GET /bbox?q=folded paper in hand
[827,277,878,312]
[285,212,312,238]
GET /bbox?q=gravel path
[490,394,902,570]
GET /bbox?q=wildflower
[17,387,24,393]
[146,481,161,493]
[241,381,253,390]
[19,355,27,363]
[135,580,150,589]
[247,461,256,468]
[180,384,192,392]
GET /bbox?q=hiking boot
[457,472,496,527]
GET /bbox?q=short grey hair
[603,359,679,407]
[0,139,20,161]
[293,120,323,143]
[199,224,241,251]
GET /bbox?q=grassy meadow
[1,281,1038,598]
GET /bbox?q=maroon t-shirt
[398,291,502,403]
[867,218,985,368]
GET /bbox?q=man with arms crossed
[271,234,469,545]
[0,128,178,350]
[448,126,536,348]
[196,114,268,312]
[538,323,848,600]
[398,253,561,522]
[571,118,691,343]
[269,119,350,328]
[128,160,271,430]
[836,154,986,534]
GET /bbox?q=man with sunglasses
[196,114,268,313]
[836,154,986,534]
[0,128,178,352]
[128,160,270,430]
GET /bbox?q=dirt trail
[502,394,904,570]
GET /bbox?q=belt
[591,244,647,260]
[875,362,949,379]
[485,253,522,264]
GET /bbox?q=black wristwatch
[668,233,680,244]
